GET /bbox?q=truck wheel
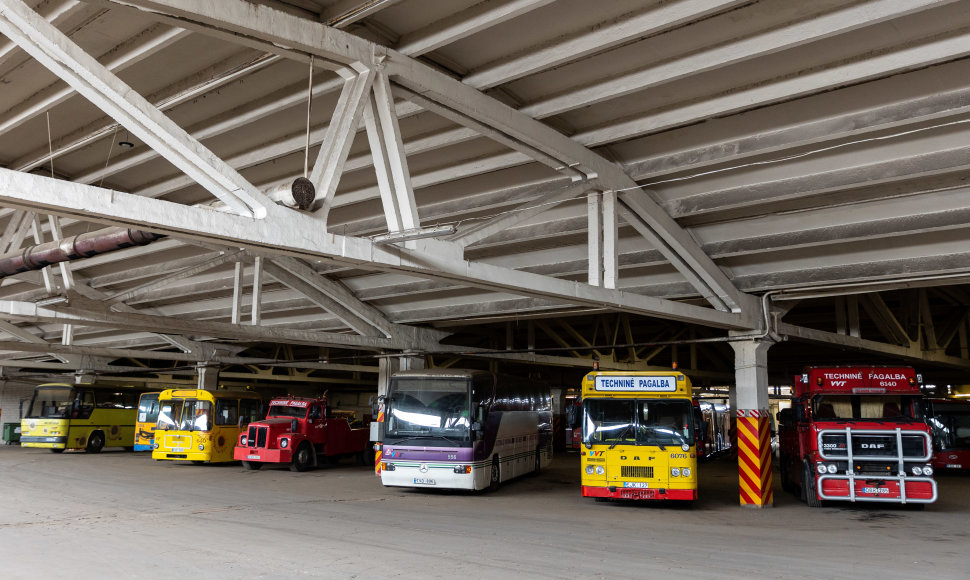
[241,461,262,470]
[85,431,105,454]
[779,454,795,494]
[803,462,823,508]
[290,442,313,472]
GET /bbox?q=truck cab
[777,366,937,507]
[233,396,369,471]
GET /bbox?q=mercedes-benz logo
[419,463,429,473]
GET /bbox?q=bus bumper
[582,485,697,501]
[133,443,153,452]
[380,463,480,490]
[232,446,291,463]
[20,436,67,448]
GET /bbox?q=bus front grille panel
[621,465,653,478]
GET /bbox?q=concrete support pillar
[196,363,220,390]
[730,337,775,508]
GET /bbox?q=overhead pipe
[0,227,165,279]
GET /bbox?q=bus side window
[75,391,95,420]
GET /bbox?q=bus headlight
[153,442,158,450]
[922,465,933,476]
[681,444,689,452]
[240,436,247,445]
[585,465,595,475]
[383,462,395,471]
[198,443,204,451]
[671,468,681,477]
[826,464,837,474]
[910,465,923,476]
[595,465,605,475]
[454,465,472,474]
[280,438,289,449]
[817,463,828,475]
[682,467,691,478]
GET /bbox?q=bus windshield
[927,406,970,451]
[583,399,694,448]
[813,395,921,421]
[156,399,212,431]
[137,393,160,424]
[26,386,73,418]
[385,378,471,441]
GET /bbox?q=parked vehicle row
[17,365,966,509]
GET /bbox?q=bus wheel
[488,458,501,492]
[49,448,65,454]
[290,442,313,472]
[241,461,262,470]
[803,462,822,508]
[85,431,105,454]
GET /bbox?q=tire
[85,431,105,454]
[780,454,795,494]
[241,460,262,470]
[50,448,65,454]
[487,457,501,492]
[290,442,314,472]
[803,462,822,508]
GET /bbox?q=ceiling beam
[0,169,756,330]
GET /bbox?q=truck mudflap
[816,427,937,503]
[817,474,937,503]
[581,485,696,501]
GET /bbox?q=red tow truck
[777,366,937,507]
[233,396,370,471]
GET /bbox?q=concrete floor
[0,445,966,579]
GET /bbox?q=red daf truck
[233,396,369,471]
[777,366,937,507]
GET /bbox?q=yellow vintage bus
[152,388,263,463]
[133,391,161,452]
[580,371,698,502]
[20,383,143,453]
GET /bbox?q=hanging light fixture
[118,129,134,148]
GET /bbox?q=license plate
[247,455,260,460]
[946,464,962,468]
[863,487,889,494]
[171,447,185,452]
[413,478,436,485]
[624,482,649,488]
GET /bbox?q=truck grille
[621,466,653,478]
[247,426,267,448]
[820,433,926,458]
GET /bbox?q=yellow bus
[133,391,161,452]
[580,371,698,503]
[152,388,263,463]
[20,383,143,453]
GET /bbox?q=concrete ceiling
[1,0,969,387]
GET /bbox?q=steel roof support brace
[364,70,420,236]
[0,0,270,218]
[310,66,374,226]
[102,0,754,317]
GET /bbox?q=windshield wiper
[609,425,632,450]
